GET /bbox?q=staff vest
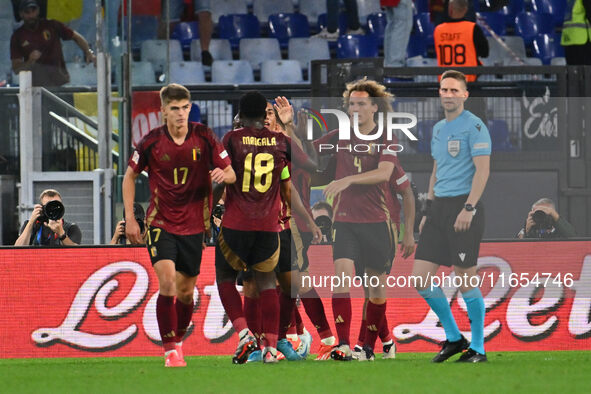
[434,21,478,82]
[561,0,591,46]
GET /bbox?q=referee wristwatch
[464,203,476,215]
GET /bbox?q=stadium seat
[415,13,434,42]
[532,33,564,65]
[190,39,233,63]
[298,0,327,26]
[476,12,507,36]
[66,63,97,86]
[188,103,201,123]
[171,21,199,51]
[261,60,304,84]
[337,34,378,59]
[495,0,524,17]
[131,61,157,85]
[531,0,566,27]
[406,56,438,82]
[268,13,310,48]
[488,119,513,151]
[140,40,183,73]
[169,61,206,85]
[514,12,554,44]
[487,36,527,65]
[218,14,261,50]
[239,38,281,70]
[252,0,294,25]
[123,15,159,51]
[288,37,330,77]
[357,0,382,26]
[407,34,428,58]
[366,12,387,45]
[211,60,254,84]
[414,0,429,14]
[551,57,566,66]
[210,0,248,24]
[317,12,348,35]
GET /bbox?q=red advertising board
[1,242,590,359]
[131,91,161,148]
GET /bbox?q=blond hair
[160,83,191,106]
[39,189,61,203]
[343,77,394,115]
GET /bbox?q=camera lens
[43,200,65,221]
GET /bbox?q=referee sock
[332,293,352,345]
[156,294,177,352]
[301,290,333,339]
[364,301,386,350]
[259,289,280,349]
[244,296,262,346]
[462,288,486,354]
[217,281,247,333]
[175,298,194,343]
[279,291,296,340]
[418,287,462,342]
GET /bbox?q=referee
[414,70,491,363]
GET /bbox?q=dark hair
[239,91,267,121]
[312,200,333,219]
[160,83,191,106]
[440,70,468,89]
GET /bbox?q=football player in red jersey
[123,83,236,367]
[314,78,398,361]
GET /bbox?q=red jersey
[128,122,230,235]
[314,128,397,223]
[279,162,292,231]
[222,126,290,232]
[10,19,74,86]
[386,161,411,230]
[290,142,314,232]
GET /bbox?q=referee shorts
[415,195,485,268]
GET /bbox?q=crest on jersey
[43,30,51,41]
[193,147,201,161]
[448,140,460,157]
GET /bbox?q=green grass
[1,351,590,394]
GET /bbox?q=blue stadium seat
[260,60,304,84]
[337,34,378,59]
[253,0,294,25]
[533,33,564,65]
[141,40,183,73]
[514,12,554,44]
[488,119,513,151]
[495,0,524,17]
[288,37,330,74]
[171,21,199,51]
[357,0,382,26]
[486,36,527,65]
[211,0,248,24]
[366,12,387,45]
[240,38,281,70]
[131,61,157,85]
[169,62,206,85]
[268,13,310,48]
[212,60,254,84]
[476,12,507,36]
[66,63,97,86]
[415,13,434,42]
[531,0,566,26]
[218,14,261,50]
[188,103,201,123]
[317,12,348,34]
[414,0,429,14]
[191,39,233,63]
[123,15,159,51]
[407,34,428,58]
[298,0,327,26]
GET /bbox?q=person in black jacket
[517,198,576,239]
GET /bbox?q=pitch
[1,351,589,393]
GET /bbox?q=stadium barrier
[1,240,590,359]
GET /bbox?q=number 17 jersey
[222,126,291,232]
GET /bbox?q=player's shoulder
[137,125,167,148]
[462,110,489,133]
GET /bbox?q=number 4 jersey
[222,126,291,232]
[128,122,231,235]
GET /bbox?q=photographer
[517,198,576,239]
[15,189,81,246]
[311,200,333,244]
[110,203,147,245]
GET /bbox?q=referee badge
[448,140,460,157]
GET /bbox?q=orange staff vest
[434,21,479,82]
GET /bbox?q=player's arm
[122,166,143,245]
[419,160,437,233]
[210,165,236,185]
[14,205,42,246]
[324,161,394,199]
[454,155,490,232]
[290,185,323,244]
[71,31,96,64]
[399,186,416,258]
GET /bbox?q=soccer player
[216,91,292,364]
[414,70,491,363]
[315,78,397,361]
[123,83,236,367]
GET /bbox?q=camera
[37,200,65,223]
[532,210,554,229]
[212,204,225,220]
[122,203,146,236]
[314,215,333,244]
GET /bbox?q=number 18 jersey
[222,126,291,232]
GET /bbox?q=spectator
[313,0,364,41]
[312,200,333,244]
[381,0,413,68]
[10,0,96,87]
[110,202,146,245]
[561,0,591,65]
[15,189,82,246]
[517,198,576,239]
[194,0,214,66]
